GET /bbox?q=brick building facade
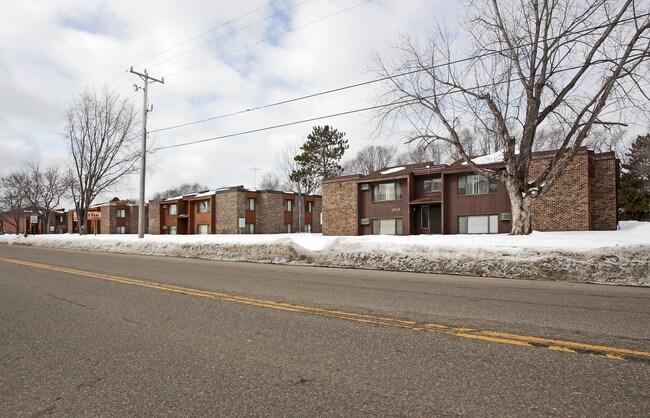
[322,149,618,236]
[66,200,142,234]
[149,186,322,235]
[1,209,67,235]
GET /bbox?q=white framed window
[284,199,293,212]
[372,183,403,201]
[246,198,255,211]
[197,224,209,234]
[168,204,178,215]
[458,215,499,234]
[421,178,442,193]
[116,209,126,218]
[285,223,292,233]
[197,200,210,213]
[169,226,177,235]
[458,175,498,196]
[116,226,126,234]
[371,218,403,235]
[245,223,255,234]
[305,201,313,213]
[304,223,312,233]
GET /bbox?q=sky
[0,0,454,203]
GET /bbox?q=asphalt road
[1,245,648,416]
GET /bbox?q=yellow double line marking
[2,256,648,362]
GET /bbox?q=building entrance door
[420,204,441,234]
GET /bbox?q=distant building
[149,186,322,235]
[66,200,142,234]
[322,148,618,235]
[0,208,67,235]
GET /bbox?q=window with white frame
[305,201,313,213]
[197,224,209,234]
[421,178,442,193]
[304,223,312,233]
[168,204,178,215]
[116,209,126,218]
[246,198,255,211]
[285,223,292,233]
[116,226,126,234]
[372,182,403,201]
[245,223,255,234]
[372,218,403,235]
[458,175,498,195]
[458,215,499,234]
[169,226,177,235]
[197,200,210,213]
[284,199,292,212]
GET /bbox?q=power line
[165,0,374,78]
[150,12,648,134]
[147,0,315,71]
[153,50,647,152]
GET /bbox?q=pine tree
[290,125,349,194]
[619,134,650,220]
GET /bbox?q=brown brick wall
[257,192,285,234]
[322,178,359,236]
[127,205,140,234]
[216,190,245,234]
[530,154,590,231]
[148,202,160,234]
[590,156,618,230]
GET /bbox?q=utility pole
[130,67,164,239]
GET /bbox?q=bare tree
[342,145,397,175]
[275,139,305,193]
[374,0,649,234]
[0,172,27,234]
[22,163,69,234]
[150,182,210,202]
[66,87,139,234]
[396,140,450,165]
[258,172,282,190]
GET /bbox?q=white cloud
[0,0,454,204]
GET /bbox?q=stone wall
[257,192,285,234]
[590,155,618,230]
[100,205,115,234]
[215,190,244,234]
[148,202,160,235]
[530,153,591,231]
[322,176,360,236]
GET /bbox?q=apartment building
[149,186,322,235]
[0,208,67,235]
[322,149,618,235]
[66,200,142,234]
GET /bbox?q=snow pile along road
[1,221,648,286]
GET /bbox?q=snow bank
[1,222,648,286]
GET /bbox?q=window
[458,175,498,195]
[116,226,126,234]
[304,223,312,233]
[371,218,403,235]
[197,224,209,234]
[458,215,499,234]
[372,182,403,201]
[421,206,430,229]
[305,201,313,213]
[285,223,292,233]
[246,198,255,211]
[116,209,126,218]
[421,178,442,193]
[245,223,255,234]
[284,199,293,212]
[169,226,177,235]
[168,204,178,215]
[197,200,210,213]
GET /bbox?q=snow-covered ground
[1,221,649,286]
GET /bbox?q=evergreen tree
[290,125,349,194]
[619,134,650,220]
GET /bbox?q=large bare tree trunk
[505,182,533,235]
